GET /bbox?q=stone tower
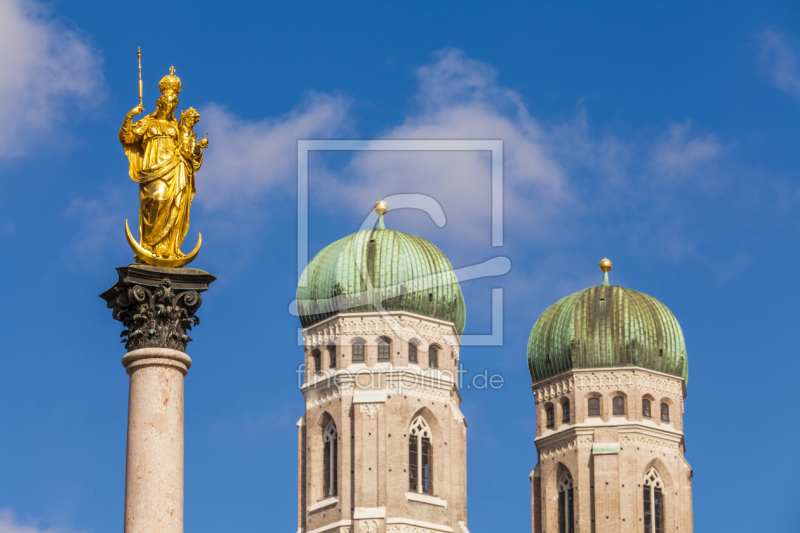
[527,260,693,533]
[295,203,470,533]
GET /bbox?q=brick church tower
[527,259,693,533]
[294,202,470,533]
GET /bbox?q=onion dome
[527,258,688,385]
[297,201,466,334]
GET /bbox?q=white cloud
[197,93,351,211]
[296,48,746,307]
[66,188,132,260]
[68,46,741,291]
[0,508,84,533]
[0,0,103,158]
[758,29,800,98]
[317,48,574,251]
[651,121,723,177]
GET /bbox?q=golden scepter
[137,47,142,105]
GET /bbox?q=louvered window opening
[312,350,321,374]
[562,401,570,423]
[643,399,652,418]
[661,403,670,422]
[328,345,336,368]
[378,339,391,362]
[588,398,600,417]
[352,343,364,363]
[429,347,439,369]
[409,343,418,363]
[546,407,555,429]
[613,397,625,416]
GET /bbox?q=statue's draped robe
[119,115,196,258]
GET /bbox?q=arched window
[312,349,321,374]
[643,467,664,533]
[660,403,670,422]
[588,398,600,417]
[642,398,652,418]
[323,420,338,497]
[328,345,337,368]
[429,346,439,369]
[409,342,418,364]
[562,401,571,424]
[409,416,433,494]
[558,470,574,533]
[546,406,555,429]
[352,341,365,363]
[378,337,391,362]
[613,397,625,416]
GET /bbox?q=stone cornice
[535,422,685,456]
[302,311,462,350]
[306,520,352,533]
[536,419,683,443]
[534,426,594,452]
[532,367,684,404]
[301,368,465,422]
[386,518,454,533]
[617,423,684,445]
[308,496,338,513]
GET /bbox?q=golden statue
[118,58,208,268]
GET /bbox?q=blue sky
[0,0,798,531]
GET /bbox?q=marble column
[122,347,190,533]
[101,264,215,533]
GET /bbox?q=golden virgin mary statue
[119,66,208,268]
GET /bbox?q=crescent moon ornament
[125,220,202,268]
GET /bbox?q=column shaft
[122,348,192,533]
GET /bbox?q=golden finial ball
[374,200,388,216]
[599,257,613,273]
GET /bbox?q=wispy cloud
[0,0,104,159]
[311,48,728,263]
[65,187,135,269]
[0,508,85,533]
[299,48,768,299]
[197,93,352,211]
[651,121,723,178]
[70,47,758,292]
[317,48,574,251]
[758,29,800,98]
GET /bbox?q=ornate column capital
[100,264,216,352]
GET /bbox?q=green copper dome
[297,221,465,334]
[527,284,688,385]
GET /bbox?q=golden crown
[158,66,181,96]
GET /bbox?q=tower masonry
[295,203,470,533]
[527,260,693,533]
